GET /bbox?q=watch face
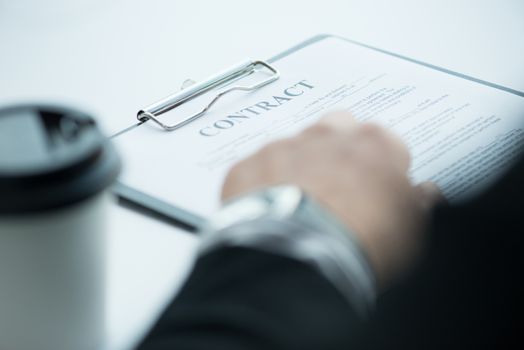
[264,185,304,217]
[208,185,304,230]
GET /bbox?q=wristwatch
[206,185,348,234]
[199,185,377,317]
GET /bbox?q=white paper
[115,37,524,218]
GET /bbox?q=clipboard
[112,34,524,233]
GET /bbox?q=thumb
[415,181,446,211]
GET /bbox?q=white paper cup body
[0,192,110,350]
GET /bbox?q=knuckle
[358,123,385,138]
[263,138,295,153]
[305,122,335,136]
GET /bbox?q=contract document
[114,35,524,225]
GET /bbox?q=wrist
[200,185,377,317]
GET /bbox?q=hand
[222,112,442,288]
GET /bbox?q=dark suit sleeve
[137,247,365,350]
[359,157,524,349]
[139,157,524,350]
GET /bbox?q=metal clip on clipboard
[137,60,280,131]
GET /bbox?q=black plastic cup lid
[0,104,121,214]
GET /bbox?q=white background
[1,1,523,349]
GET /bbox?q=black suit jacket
[138,158,524,350]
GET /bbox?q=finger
[303,111,357,136]
[414,181,445,210]
[318,111,358,132]
[365,124,411,173]
[386,131,411,173]
[354,123,411,173]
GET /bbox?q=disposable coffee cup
[0,105,120,350]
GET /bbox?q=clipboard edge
[272,33,524,97]
[114,182,203,232]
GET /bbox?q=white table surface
[1,1,523,349]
